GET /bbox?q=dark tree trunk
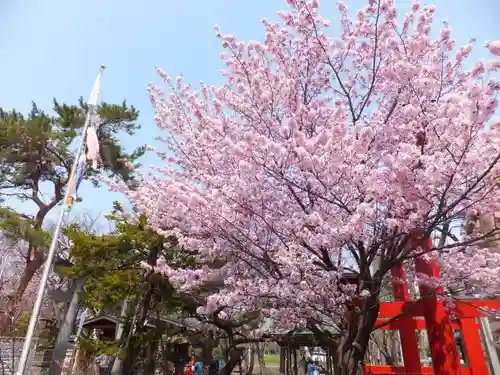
[121,335,139,375]
[143,338,157,375]
[121,246,160,375]
[334,293,381,375]
[202,341,214,375]
[222,340,230,363]
[162,341,189,375]
[217,347,244,375]
[174,361,185,375]
[121,286,154,375]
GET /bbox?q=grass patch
[254,354,280,366]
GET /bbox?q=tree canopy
[0,98,144,203]
[128,0,500,374]
[64,207,189,313]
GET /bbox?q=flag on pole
[66,66,105,208]
[70,154,86,200]
[86,125,100,169]
[66,155,88,207]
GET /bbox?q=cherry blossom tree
[130,0,500,373]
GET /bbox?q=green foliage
[4,312,30,337]
[0,207,49,247]
[77,333,120,357]
[64,207,193,313]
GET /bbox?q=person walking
[306,358,316,375]
[194,359,204,375]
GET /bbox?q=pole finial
[100,64,106,72]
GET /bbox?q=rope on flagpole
[15,65,105,375]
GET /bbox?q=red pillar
[415,240,462,375]
[460,318,489,374]
[391,265,422,373]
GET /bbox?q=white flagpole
[16,65,105,375]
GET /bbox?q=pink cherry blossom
[126,0,500,369]
[485,40,500,56]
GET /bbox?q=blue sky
[0,0,499,228]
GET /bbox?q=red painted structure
[365,238,500,375]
